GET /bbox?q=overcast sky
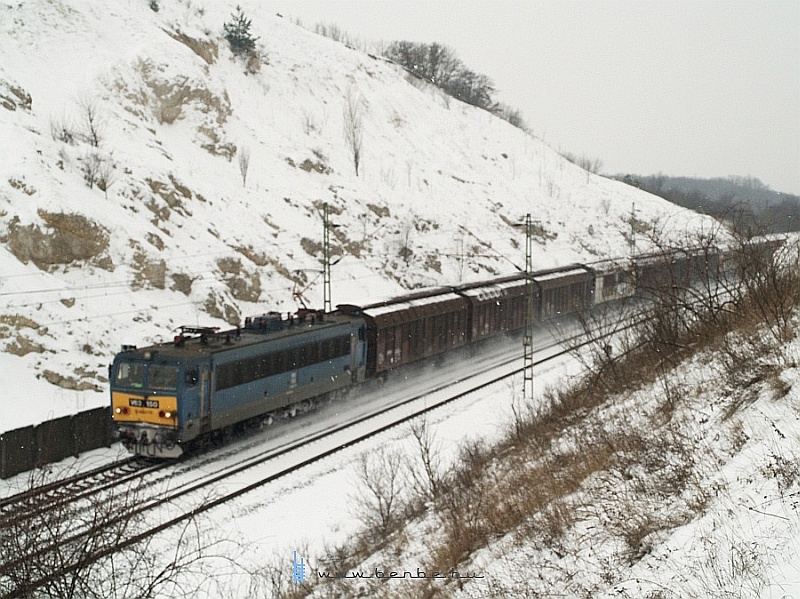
[266,0,800,195]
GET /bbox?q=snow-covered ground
[447,326,800,598]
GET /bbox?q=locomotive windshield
[148,364,179,390]
[114,361,179,391]
[115,361,145,388]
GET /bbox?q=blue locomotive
[110,310,366,457]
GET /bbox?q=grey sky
[267,0,800,195]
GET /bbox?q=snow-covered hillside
[0,0,710,430]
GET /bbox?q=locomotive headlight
[115,407,122,414]
[164,411,172,419]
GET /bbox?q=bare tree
[0,470,243,599]
[562,151,603,180]
[406,417,443,501]
[315,22,349,44]
[384,41,461,92]
[493,103,527,131]
[80,151,103,189]
[50,112,76,145]
[78,98,103,147]
[351,447,405,541]
[238,146,250,186]
[342,87,364,177]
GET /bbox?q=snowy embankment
[451,322,800,598]
[287,257,800,598]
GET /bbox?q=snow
[4,2,797,597]
[363,292,464,317]
[533,266,591,282]
[432,317,800,598]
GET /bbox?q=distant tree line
[382,41,527,131]
[562,151,603,175]
[618,173,800,234]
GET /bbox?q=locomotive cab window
[149,364,179,390]
[185,367,199,386]
[115,361,145,388]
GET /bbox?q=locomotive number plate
[129,398,159,409]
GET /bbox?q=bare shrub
[300,108,318,135]
[563,225,792,404]
[248,546,313,599]
[690,522,772,598]
[433,439,491,569]
[324,230,799,589]
[762,450,800,495]
[342,87,364,176]
[238,145,250,186]
[50,113,77,144]
[736,236,800,343]
[405,417,443,501]
[78,151,116,195]
[0,470,241,598]
[80,151,103,189]
[508,384,535,441]
[96,154,117,195]
[562,297,640,394]
[352,447,406,542]
[398,215,414,263]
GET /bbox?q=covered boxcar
[339,289,469,377]
[532,265,595,320]
[455,275,529,343]
[633,249,700,293]
[590,258,635,304]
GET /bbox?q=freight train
[110,247,720,457]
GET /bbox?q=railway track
[0,455,171,528]
[0,330,581,599]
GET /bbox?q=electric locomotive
[110,310,367,457]
[110,246,730,458]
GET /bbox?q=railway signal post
[323,202,339,313]
[523,213,535,400]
